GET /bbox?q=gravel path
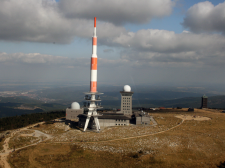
[0,122,52,168]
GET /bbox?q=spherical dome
[123,85,131,92]
[71,102,80,110]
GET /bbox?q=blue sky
[0,0,225,88]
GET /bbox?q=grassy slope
[8,109,225,168]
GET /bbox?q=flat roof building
[78,113,131,128]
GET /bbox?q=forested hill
[0,96,67,118]
[0,111,65,132]
[0,94,224,119]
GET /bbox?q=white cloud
[103,49,114,53]
[1,0,225,82]
[0,52,133,83]
[111,29,225,66]
[0,0,174,44]
[0,0,77,43]
[0,52,129,68]
[1,0,225,86]
[59,0,174,25]
[1,27,225,68]
[0,52,87,66]
[182,1,225,34]
[113,29,225,52]
[0,50,224,86]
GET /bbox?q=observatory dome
[123,85,131,92]
[71,102,80,110]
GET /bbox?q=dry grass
[8,144,165,168]
[19,130,34,134]
[8,134,39,149]
[7,109,225,167]
[50,116,181,143]
[0,137,5,151]
[33,122,66,135]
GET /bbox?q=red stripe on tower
[94,17,96,28]
[90,81,97,92]
[93,37,97,45]
[91,57,97,70]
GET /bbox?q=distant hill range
[0,96,66,118]
[103,95,225,109]
[0,86,225,118]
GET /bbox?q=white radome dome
[123,85,131,92]
[71,102,80,110]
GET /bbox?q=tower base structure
[83,92,103,132]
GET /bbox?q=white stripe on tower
[90,17,97,92]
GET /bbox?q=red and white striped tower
[90,17,97,92]
[84,17,103,132]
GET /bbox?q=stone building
[66,102,83,121]
[136,116,150,125]
[120,85,133,116]
[133,111,151,125]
